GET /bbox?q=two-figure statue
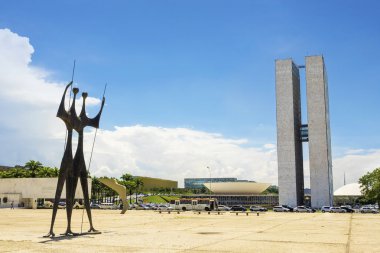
[45,82,105,237]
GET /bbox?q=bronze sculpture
[45,82,105,237]
[71,91,105,233]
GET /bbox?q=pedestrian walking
[11,201,14,209]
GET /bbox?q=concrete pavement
[0,209,379,252]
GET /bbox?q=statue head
[73,88,79,95]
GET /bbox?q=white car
[217,205,231,211]
[273,206,290,212]
[329,207,346,213]
[294,206,312,213]
[321,206,331,213]
[157,204,173,211]
[360,207,379,214]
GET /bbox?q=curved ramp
[98,178,129,214]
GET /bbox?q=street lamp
[207,166,211,200]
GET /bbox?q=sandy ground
[0,208,379,253]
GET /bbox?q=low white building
[0,178,91,209]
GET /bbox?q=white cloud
[0,29,100,138]
[332,149,380,190]
[0,28,278,187]
[87,126,278,186]
[0,28,379,190]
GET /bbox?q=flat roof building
[0,178,90,209]
[184,178,238,189]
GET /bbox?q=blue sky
[0,1,379,187]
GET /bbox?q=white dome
[203,182,270,194]
[334,183,362,196]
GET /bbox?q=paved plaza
[0,209,379,252]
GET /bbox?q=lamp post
[207,166,211,200]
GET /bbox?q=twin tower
[276,55,333,208]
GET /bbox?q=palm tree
[9,167,28,178]
[120,173,134,182]
[134,178,144,204]
[24,160,43,178]
[91,176,103,202]
[126,180,137,204]
[119,173,137,204]
[52,167,59,177]
[36,167,56,177]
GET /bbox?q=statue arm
[85,97,105,129]
[56,82,73,118]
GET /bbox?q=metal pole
[207,166,211,200]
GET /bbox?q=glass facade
[184,178,237,189]
[300,124,309,142]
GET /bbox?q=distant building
[182,194,278,207]
[183,180,276,206]
[136,176,178,191]
[0,178,90,209]
[333,183,362,206]
[184,178,238,189]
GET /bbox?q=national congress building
[276,55,333,208]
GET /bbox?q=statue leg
[44,165,67,237]
[80,170,98,232]
[64,169,77,236]
[71,168,80,207]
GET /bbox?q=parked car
[321,206,331,213]
[360,207,379,214]
[129,203,141,209]
[157,204,173,211]
[249,205,267,212]
[230,205,247,211]
[99,202,118,209]
[90,203,101,209]
[340,205,355,213]
[58,201,66,209]
[145,203,158,210]
[305,206,317,213]
[73,201,84,209]
[135,204,150,210]
[273,206,290,212]
[330,207,347,213]
[294,206,312,213]
[281,205,294,212]
[217,205,231,211]
[44,201,53,208]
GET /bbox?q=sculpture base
[43,231,101,238]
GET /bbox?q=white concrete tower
[275,59,304,207]
[306,55,333,207]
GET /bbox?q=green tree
[36,167,57,177]
[91,176,104,202]
[52,167,59,177]
[10,167,28,178]
[263,185,279,195]
[134,178,144,204]
[24,160,43,178]
[119,173,136,204]
[359,167,380,205]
